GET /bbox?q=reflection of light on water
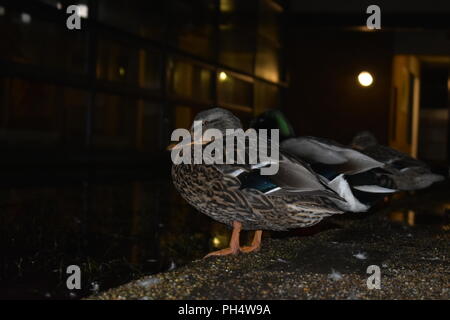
[388,206,446,227]
[443,204,450,231]
[407,210,415,226]
[389,211,405,223]
[212,234,229,248]
[388,210,415,226]
[212,237,221,247]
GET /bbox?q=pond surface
[0,168,448,299]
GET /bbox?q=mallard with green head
[251,110,400,212]
[251,110,445,209]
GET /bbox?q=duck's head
[351,131,378,150]
[192,107,242,135]
[168,107,242,151]
[250,109,295,141]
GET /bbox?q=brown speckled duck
[170,108,347,258]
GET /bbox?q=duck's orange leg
[204,221,241,258]
[240,230,263,253]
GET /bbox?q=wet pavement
[89,182,450,300]
[1,171,449,299]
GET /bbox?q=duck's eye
[204,120,209,125]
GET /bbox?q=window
[219,0,258,73]
[254,81,280,114]
[0,77,89,146]
[0,0,285,156]
[93,94,138,149]
[96,37,161,90]
[98,0,164,41]
[0,7,87,74]
[170,59,213,102]
[255,37,281,83]
[141,102,162,152]
[63,87,89,146]
[255,0,283,82]
[169,0,217,59]
[218,73,253,108]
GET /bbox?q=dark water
[0,167,239,299]
[0,170,448,299]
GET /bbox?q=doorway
[417,57,449,166]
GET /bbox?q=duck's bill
[166,143,178,151]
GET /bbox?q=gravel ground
[89,203,449,300]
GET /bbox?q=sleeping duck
[351,131,445,190]
[250,109,444,212]
[281,135,398,212]
[170,108,347,257]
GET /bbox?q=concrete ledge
[89,210,449,300]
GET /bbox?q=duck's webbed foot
[240,230,262,253]
[204,221,241,258]
[204,223,263,258]
[204,247,239,258]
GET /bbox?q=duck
[351,131,445,190]
[281,135,400,212]
[170,108,348,257]
[250,110,404,212]
[251,110,445,205]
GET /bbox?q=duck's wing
[360,144,425,169]
[210,132,347,217]
[216,150,344,202]
[230,153,345,220]
[280,136,402,212]
[281,136,384,176]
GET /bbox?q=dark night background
[0,0,449,299]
